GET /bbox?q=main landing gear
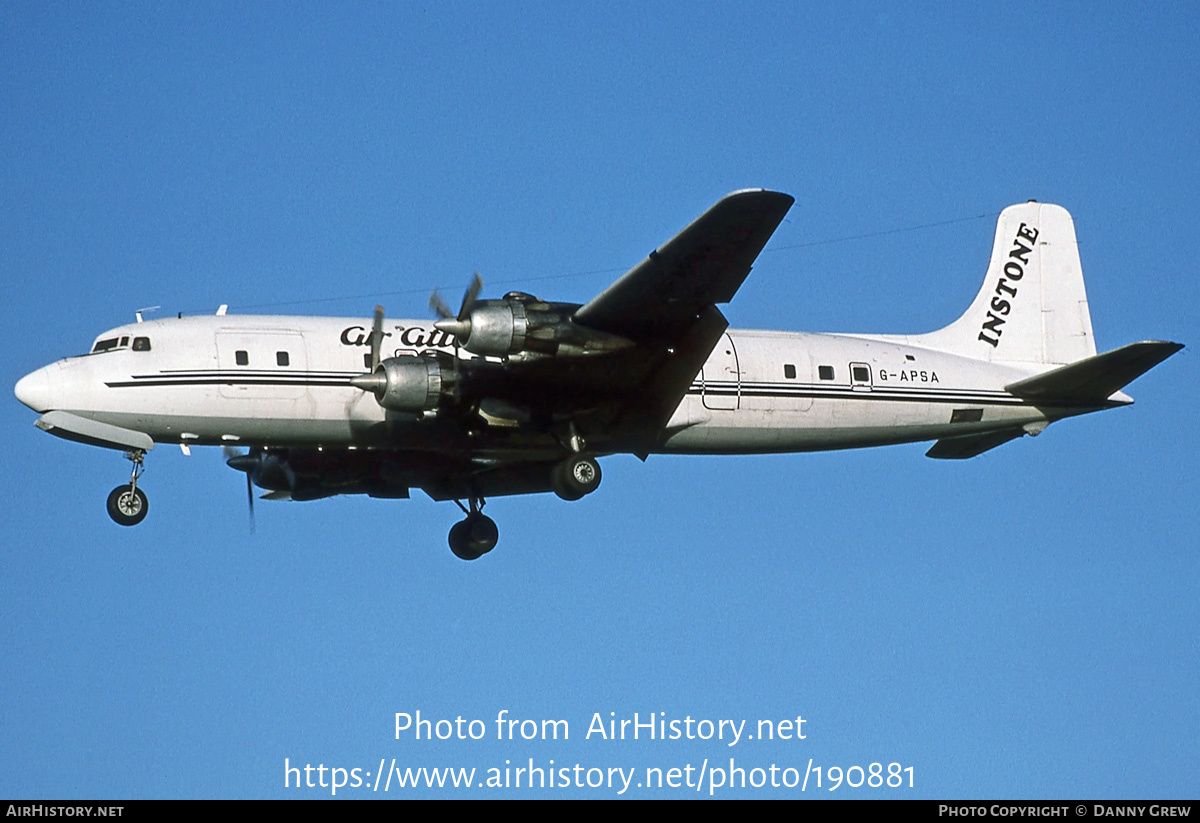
[550,423,601,501]
[106,449,148,526]
[445,454,602,561]
[448,496,498,561]
[551,454,601,501]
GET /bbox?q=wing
[573,189,795,342]
[349,191,794,460]
[568,190,794,449]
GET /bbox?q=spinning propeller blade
[429,290,454,320]
[458,272,482,321]
[224,446,257,534]
[431,273,484,344]
[370,305,384,372]
[245,472,255,534]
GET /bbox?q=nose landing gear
[106,450,148,526]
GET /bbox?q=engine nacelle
[460,301,527,356]
[351,355,451,413]
[436,293,633,359]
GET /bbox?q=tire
[448,520,481,560]
[449,515,498,560]
[464,513,499,555]
[553,456,601,500]
[107,485,148,526]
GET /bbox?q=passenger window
[783,364,796,379]
[235,350,249,366]
[852,365,870,383]
[818,365,834,381]
[276,351,290,367]
[132,337,151,352]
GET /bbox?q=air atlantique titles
[340,325,456,350]
[978,222,1040,348]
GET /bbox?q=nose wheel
[107,484,148,526]
[107,450,149,526]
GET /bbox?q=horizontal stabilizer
[1005,341,1183,405]
[926,428,1026,460]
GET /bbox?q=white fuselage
[13,197,1172,551]
[16,313,1055,457]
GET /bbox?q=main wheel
[448,520,482,560]
[107,484,148,526]
[552,456,601,501]
[448,513,499,560]
[464,513,499,554]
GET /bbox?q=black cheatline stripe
[107,377,355,388]
[706,378,1008,394]
[113,374,1024,406]
[743,380,1008,395]
[686,387,1025,406]
[739,386,1010,401]
[693,380,1014,401]
[152,369,361,378]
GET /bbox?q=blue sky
[2,2,1196,798]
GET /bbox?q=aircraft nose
[14,366,53,412]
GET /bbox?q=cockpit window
[91,337,122,353]
[89,335,151,355]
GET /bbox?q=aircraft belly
[82,409,361,446]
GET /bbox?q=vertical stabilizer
[915,202,1096,364]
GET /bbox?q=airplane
[13,190,1182,560]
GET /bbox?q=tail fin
[915,202,1096,364]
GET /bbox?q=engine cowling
[435,300,528,356]
[350,354,451,413]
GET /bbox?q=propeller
[369,304,384,372]
[431,272,482,344]
[349,305,391,397]
[428,290,454,322]
[224,446,257,534]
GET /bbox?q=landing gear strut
[448,495,498,561]
[107,450,148,526]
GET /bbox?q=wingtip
[726,187,794,203]
[1136,340,1185,356]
